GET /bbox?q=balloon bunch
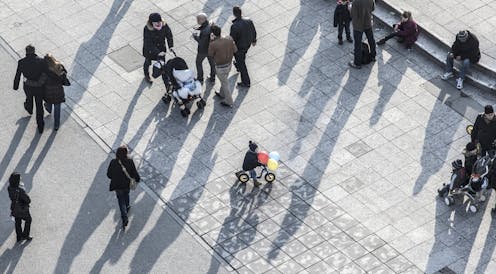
[257,151,280,171]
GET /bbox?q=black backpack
[361,42,372,65]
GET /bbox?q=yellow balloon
[267,159,279,171]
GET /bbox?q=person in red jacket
[377,11,419,49]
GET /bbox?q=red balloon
[258,151,269,165]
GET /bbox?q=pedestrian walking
[42,54,70,131]
[107,145,140,229]
[333,0,353,45]
[377,11,419,49]
[13,44,47,133]
[349,0,376,69]
[441,30,480,90]
[193,13,216,84]
[143,13,174,83]
[209,25,238,108]
[230,6,257,88]
[8,172,32,243]
[471,105,496,157]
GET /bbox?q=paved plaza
[0,0,496,273]
[382,0,496,72]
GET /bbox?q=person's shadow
[0,241,31,274]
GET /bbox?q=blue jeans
[249,169,257,179]
[115,189,130,221]
[446,54,471,80]
[45,103,61,129]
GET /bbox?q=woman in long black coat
[7,172,32,242]
[107,145,140,228]
[143,12,174,83]
[43,54,70,131]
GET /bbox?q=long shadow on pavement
[0,241,31,274]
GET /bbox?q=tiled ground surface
[2,0,496,273]
[382,0,496,71]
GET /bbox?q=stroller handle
[170,48,177,57]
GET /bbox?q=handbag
[118,160,137,190]
[12,190,29,218]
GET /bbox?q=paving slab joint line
[1,33,233,272]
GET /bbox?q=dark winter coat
[464,150,478,175]
[471,113,496,150]
[13,53,46,90]
[8,186,31,214]
[334,3,352,27]
[107,158,140,191]
[230,17,257,51]
[143,21,174,60]
[242,150,259,171]
[351,0,375,32]
[451,31,480,64]
[43,66,69,104]
[194,21,212,54]
[396,20,419,47]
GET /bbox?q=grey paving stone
[279,238,308,258]
[339,262,366,274]
[355,253,384,272]
[324,251,353,270]
[368,264,396,274]
[245,257,274,274]
[297,230,326,249]
[306,260,336,274]
[345,140,373,158]
[386,255,414,273]
[292,249,321,268]
[331,214,359,230]
[312,240,339,260]
[359,234,387,252]
[345,223,373,241]
[372,245,400,263]
[302,211,329,229]
[275,260,306,274]
[319,204,346,221]
[314,222,342,239]
[341,242,369,261]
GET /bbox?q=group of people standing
[334,0,480,91]
[142,6,257,108]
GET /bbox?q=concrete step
[373,0,496,92]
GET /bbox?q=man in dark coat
[143,13,174,83]
[349,0,376,69]
[13,44,46,133]
[441,30,480,90]
[230,6,257,88]
[193,13,215,84]
[471,105,496,156]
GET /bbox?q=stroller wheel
[180,109,189,117]
[444,196,454,206]
[480,195,486,202]
[238,173,249,183]
[265,173,276,183]
[162,95,172,104]
[469,204,478,213]
[197,99,206,109]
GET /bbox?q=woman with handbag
[107,145,140,228]
[7,172,32,242]
[42,54,70,131]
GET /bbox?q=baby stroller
[438,154,493,213]
[153,53,206,117]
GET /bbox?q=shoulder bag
[118,160,137,190]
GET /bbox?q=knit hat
[457,30,469,42]
[249,141,258,152]
[485,105,494,114]
[466,142,476,152]
[149,13,162,23]
[9,172,20,187]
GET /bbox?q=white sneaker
[441,72,454,80]
[456,77,464,90]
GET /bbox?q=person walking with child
[334,0,353,45]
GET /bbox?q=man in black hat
[471,105,496,156]
[142,13,174,83]
[13,44,46,133]
[441,30,480,90]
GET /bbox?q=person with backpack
[376,11,419,49]
[142,13,174,83]
[7,172,32,243]
[107,145,140,229]
[193,13,216,84]
[349,0,376,69]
